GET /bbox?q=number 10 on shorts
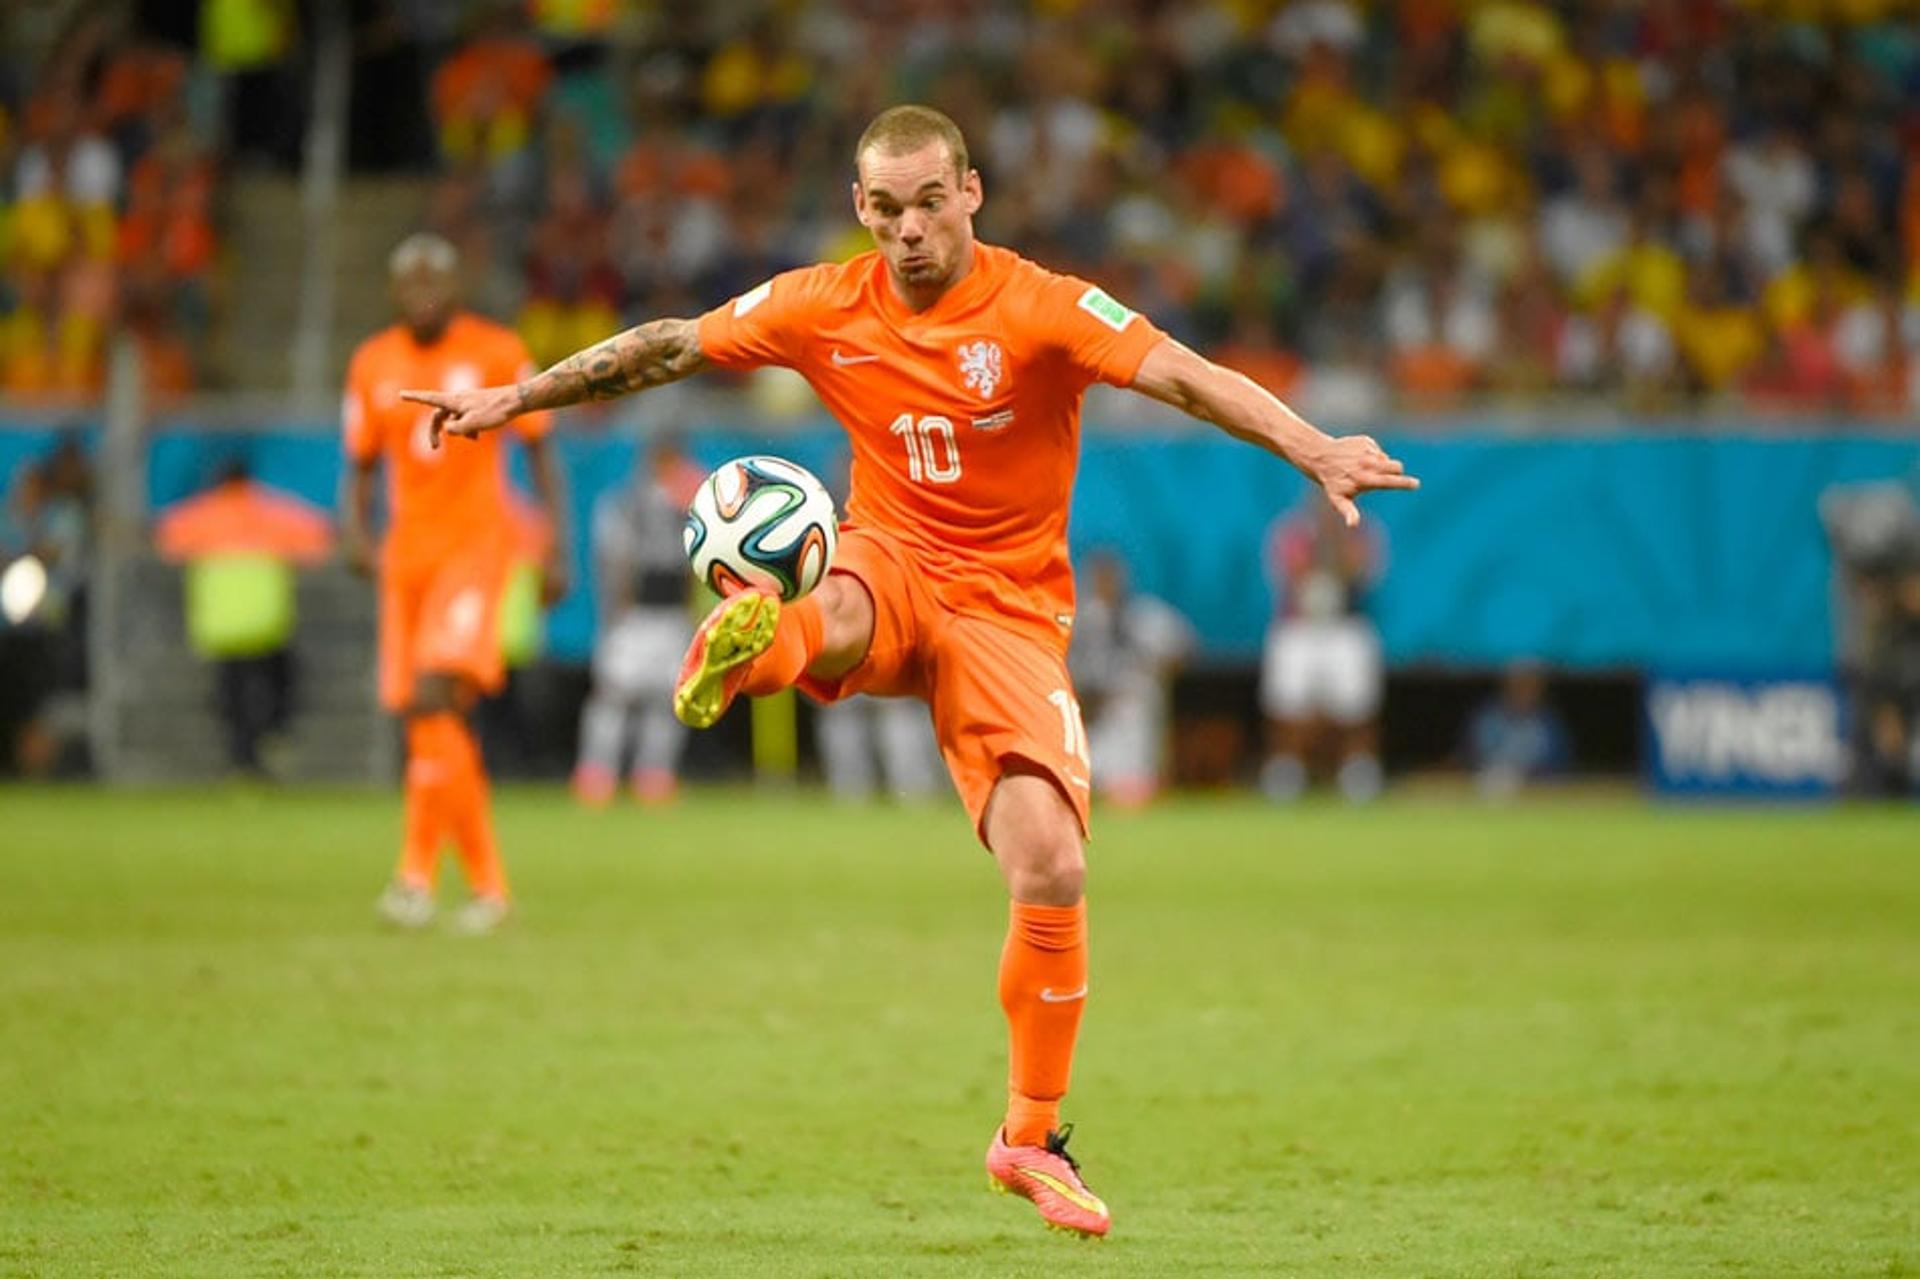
[1048,688,1090,768]
[889,413,962,484]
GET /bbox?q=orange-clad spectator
[1177,140,1283,228]
[1671,93,1726,219]
[1211,305,1304,402]
[154,458,334,776]
[117,126,218,309]
[432,12,553,166]
[1392,343,1479,410]
[92,41,189,152]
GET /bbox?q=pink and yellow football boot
[672,590,779,729]
[986,1123,1111,1238]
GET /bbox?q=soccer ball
[683,455,838,602]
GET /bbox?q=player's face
[391,264,457,341]
[853,142,982,296]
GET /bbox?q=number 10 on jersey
[889,414,963,484]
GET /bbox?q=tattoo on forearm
[517,318,705,409]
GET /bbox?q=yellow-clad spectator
[1676,268,1766,394]
[1469,1,1565,65]
[200,0,291,72]
[1763,236,1870,333]
[1576,201,1688,322]
[530,0,630,40]
[701,19,812,121]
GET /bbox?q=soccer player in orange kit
[404,107,1416,1234]
[343,233,568,935]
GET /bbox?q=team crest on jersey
[957,340,1005,399]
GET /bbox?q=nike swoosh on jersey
[1039,984,1088,1003]
[830,348,881,366]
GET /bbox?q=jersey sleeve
[695,266,827,372]
[1031,273,1168,389]
[500,333,554,442]
[342,347,381,463]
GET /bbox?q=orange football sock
[999,899,1089,1147]
[740,593,825,696]
[397,717,452,890]
[413,712,508,901]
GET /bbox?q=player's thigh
[415,551,513,696]
[377,569,427,712]
[796,527,928,702]
[927,617,1091,844]
[1323,621,1383,723]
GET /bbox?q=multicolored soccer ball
[683,455,837,602]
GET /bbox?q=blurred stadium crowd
[3,0,1919,412]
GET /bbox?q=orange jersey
[696,244,1165,651]
[342,313,552,571]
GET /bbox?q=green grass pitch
[1,787,1915,1277]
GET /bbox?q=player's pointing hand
[1312,434,1419,527]
[399,385,524,447]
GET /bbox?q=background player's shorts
[797,526,1092,843]
[592,607,691,700]
[1259,617,1383,724]
[378,549,513,710]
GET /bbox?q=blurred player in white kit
[573,435,706,806]
[1068,550,1193,807]
[1258,495,1385,803]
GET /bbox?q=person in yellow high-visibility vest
[154,457,333,775]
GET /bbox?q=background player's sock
[397,716,453,889]
[998,899,1089,1147]
[414,712,509,901]
[1338,753,1382,804]
[740,594,825,696]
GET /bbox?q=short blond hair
[855,105,969,181]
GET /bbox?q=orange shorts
[377,546,512,711]
[798,526,1092,843]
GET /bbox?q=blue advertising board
[1644,673,1848,798]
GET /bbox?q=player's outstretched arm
[1130,337,1418,526]
[402,318,708,444]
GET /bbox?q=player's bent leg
[981,765,1108,1237]
[674,574,876,729]
[672,590,783,729]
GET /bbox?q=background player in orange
[403,107,1416,1233]
[343,233,568,934]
